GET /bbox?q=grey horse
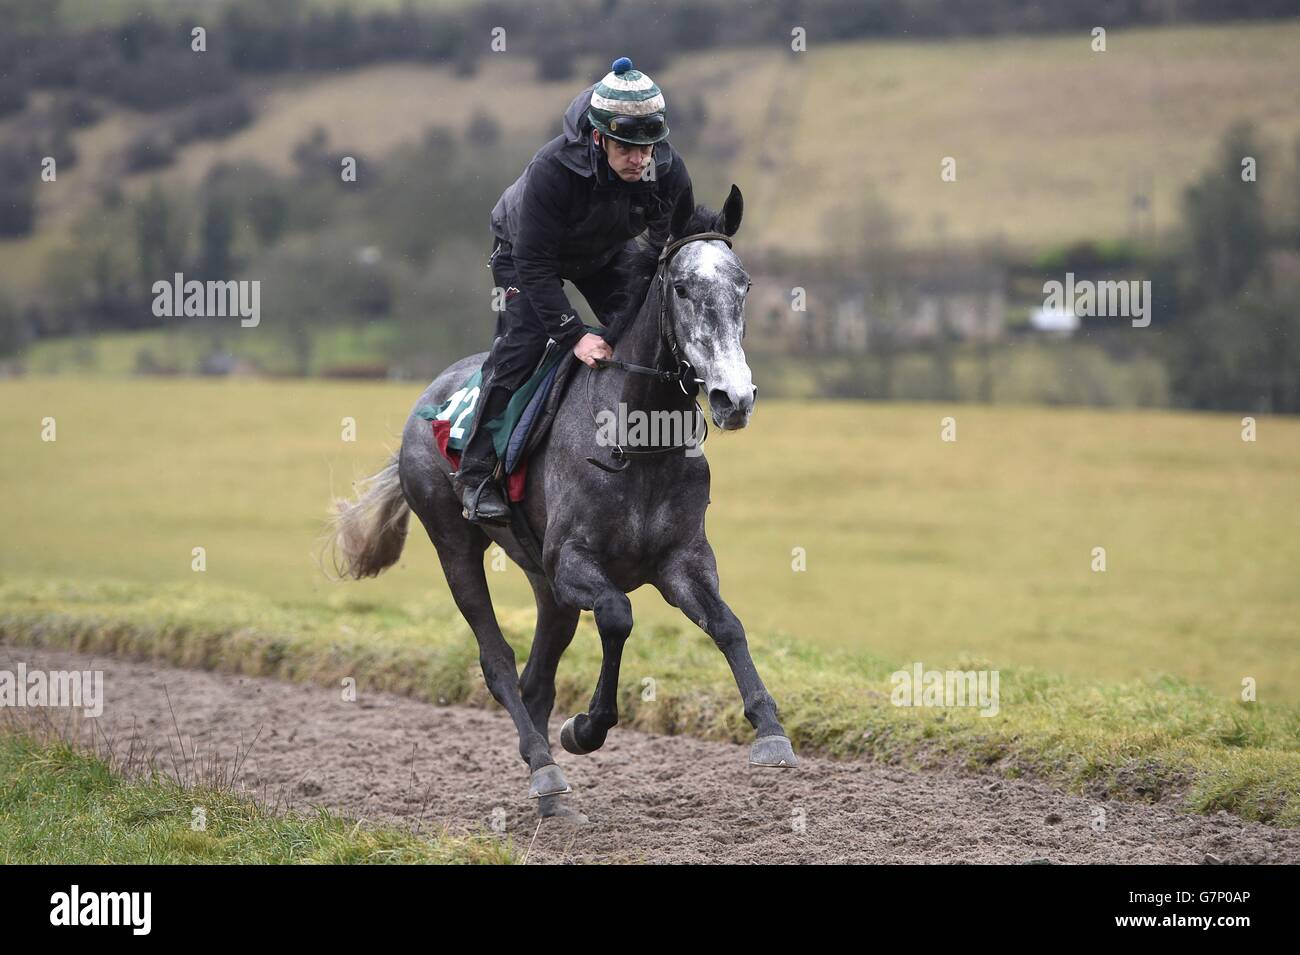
[326,185,797,817]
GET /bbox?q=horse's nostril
[709,388,757,413]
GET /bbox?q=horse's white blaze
[703,336,753,404]
[688,240,730,280]
[673,240,754,424]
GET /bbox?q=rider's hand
[573,332,613,367]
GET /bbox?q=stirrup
[461,475,510,525]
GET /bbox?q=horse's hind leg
[550,543,632,755]
[408,491,570,801]
[656,545,798,768]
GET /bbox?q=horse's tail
[322,451,411,580]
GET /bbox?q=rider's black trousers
[459,237,635,482]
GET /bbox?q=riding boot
[453,385,512,525]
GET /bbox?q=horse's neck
[610,282,684,411]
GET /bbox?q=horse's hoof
[750,735,799,768]
[538,793,589,825]
[528,763,572,798]
[560,715,593,756]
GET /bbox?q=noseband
[586,230,734,472]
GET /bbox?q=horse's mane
[602,202,726,346]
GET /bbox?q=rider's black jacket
[489,84,694,350]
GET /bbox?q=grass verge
[1,575,1296,828]
[0,727,516,864]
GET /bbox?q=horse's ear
[669,184,695,240]
[717,184,743,236]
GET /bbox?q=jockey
[454,56,694,524]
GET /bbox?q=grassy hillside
[3,18,1299,298]
[763,20,1300,250]
[1,377,1296,705]
[51,0,479,27]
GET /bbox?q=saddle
[507,345,584,474]
[415,343,586,573]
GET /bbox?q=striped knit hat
[587,56,669,145]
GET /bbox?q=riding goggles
[606,112,666,143]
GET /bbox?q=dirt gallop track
[6,647,1297,864]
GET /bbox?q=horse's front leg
[550,541,632,755]
[656,545,798,768]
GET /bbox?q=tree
[198,194,236,279]
[823,188,905,397]
[1181,121,1268,303]
[0,180,35,236]
[0,287,28,357]
[246,189,288,247]
[1163,121,1300,412]
[1170,271,1300,413]
[465,110,501,149]
[135,185,186,287]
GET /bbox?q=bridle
[585,230,734,473]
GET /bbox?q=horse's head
[664,185,754,431]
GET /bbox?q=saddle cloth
[414,334,588,501]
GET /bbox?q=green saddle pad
[415,329,593,458]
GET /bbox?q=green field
[2,377,1298,825]
[0,730,515,863]
[21,324,1174,408]
[2,377,1296,700]
[21,323,399,377]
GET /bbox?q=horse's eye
[673,284,688,298]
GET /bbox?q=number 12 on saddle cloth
[413,334,584,502]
